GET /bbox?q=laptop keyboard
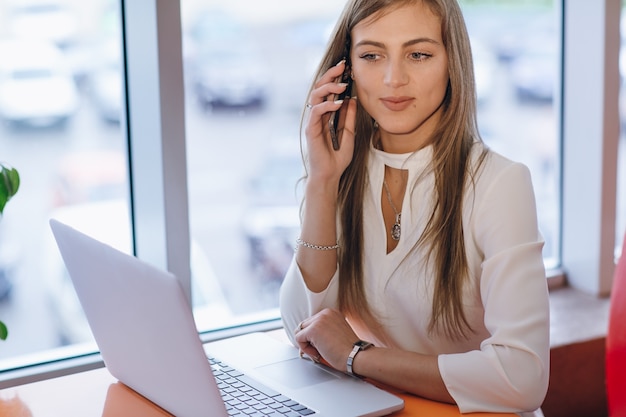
[209,357,318,416]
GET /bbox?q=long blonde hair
[301,0,488,339]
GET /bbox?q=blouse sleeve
[438,161,550,414]
[279,257,340,346]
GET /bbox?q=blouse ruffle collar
[370,142,433,171]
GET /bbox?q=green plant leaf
[0,321,7,341]
[0,164,20,215]
[0,184,7,214]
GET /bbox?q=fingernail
[335,59,346,66]
[334,100,344,105]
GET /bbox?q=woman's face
[350,1,449,152]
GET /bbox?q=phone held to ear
[328,61,353,151]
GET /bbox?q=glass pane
[0,0,129,367]
[461,0,560,268]
[182,1,347,330]
[0,0,562,371]
[183,0,561,331]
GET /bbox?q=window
[0,0,620,385]
[183,0,563,334]
[0,0,131,371]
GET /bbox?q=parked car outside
[191,44,270,109]
[88,40,123,124]
[509,35,558,103]
[186,9,270,109]
[6,0,78,49]
[241,146,303,284]
[490,13,555,64]
[0,38,79,128]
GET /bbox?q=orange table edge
[0,365,516,417]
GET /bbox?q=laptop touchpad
[255,358,340,389]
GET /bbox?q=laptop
[49,218,404,417]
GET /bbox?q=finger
[309,81,350,106]
[294,330,313,356]
[299,345,321,363]
[307,61,349,107]
[296,320,307,332]
[294,319,311,341]
[313,59,348,90]
[304,100,347,141]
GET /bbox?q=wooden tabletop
[0,365,515,417]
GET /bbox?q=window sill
[0,319,283,389]
[549,284,610,348]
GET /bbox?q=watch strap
[346,340,373,377]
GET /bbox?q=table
[0,365,516,417]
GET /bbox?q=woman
[279,0,550,415]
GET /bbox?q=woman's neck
[376,131,433,154]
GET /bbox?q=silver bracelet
[295,238,340,251]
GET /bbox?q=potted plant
[0,162,20,341]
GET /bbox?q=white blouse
[279,143,550,415]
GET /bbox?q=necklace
[382,179,402,241]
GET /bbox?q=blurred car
[90,61,122,124]
[43,199,232,345]
[510,38,558,103]
[491,13,556,63]
[242,150,303,283]
[242,205,300,283]
[191,44,270,109]
[6,0,78,49]
[0,39,79,128]
[187,9,270,109]
[88,40,123,124]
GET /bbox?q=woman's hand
[294,308,359,372]
[295,61,357,293]
[304,60,358,184]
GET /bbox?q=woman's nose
[383,59,410,87]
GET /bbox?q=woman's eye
[410,52,430,61]
[359,53,379,61]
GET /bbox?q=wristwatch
[346,340,373,377]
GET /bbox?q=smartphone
[328,61,352,151]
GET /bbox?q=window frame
[123,0,192,302]
[560,0,620,295]
[0,0,621,388]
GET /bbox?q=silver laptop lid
[49,218,227,417]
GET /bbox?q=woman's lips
[380,97,414,111]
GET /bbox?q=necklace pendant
[391,213,401,241]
